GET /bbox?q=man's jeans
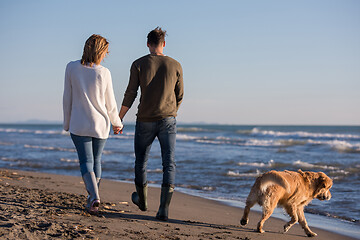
[134,117,177,188]
[71,133,107,178]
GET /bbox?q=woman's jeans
[70,133,107,178]
[134,117,176,188]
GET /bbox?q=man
[119,27,184,221]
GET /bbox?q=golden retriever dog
[240,170,332,237]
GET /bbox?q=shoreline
[0,168,357,240]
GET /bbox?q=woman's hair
[147,27,167,46]
[81,34,109,66]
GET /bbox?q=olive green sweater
[122,54,184,122]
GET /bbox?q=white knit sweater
[63,60,122,139]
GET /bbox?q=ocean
[0,124,359,237]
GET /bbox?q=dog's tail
[259,171,291,193]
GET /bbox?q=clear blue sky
[0,0,359,125]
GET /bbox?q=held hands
[113,125,123,135]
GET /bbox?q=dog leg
[240,197,256,226]
[257,202,276,233]
[283,206,298,233]
[297,207,317,237]
[240,187,257,226]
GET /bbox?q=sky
[0,0,359,125]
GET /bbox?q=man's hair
[147,27,167,46]
[81,34,109,66]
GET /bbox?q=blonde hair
[81,34,109,66]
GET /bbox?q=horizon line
[0,120,359,127]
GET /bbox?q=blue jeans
[71,133,107,178]
[134,117,177,188]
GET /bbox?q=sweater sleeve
[105,70,123,128]
[122,62,139,108]
[63,63,72,131]
[175,64,184,111]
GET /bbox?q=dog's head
[313,172,333,201]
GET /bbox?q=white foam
[197,138,310,148]
[329,169,350,176]
[253,129,360,140]
[34,130,62,135]
[60,158,79,163]
[328,140,360,153]
[176,134,199,141]
[0,128,63,135]
[202,186,215,191]
[226,169,261,177]
[292,160,339,170]
[147,168,162,173]
[238,159,275,168]
[0,157,16,161]
[0,128,32,133]
[25,144,55,150]
[24,144,76,152]
[177,127,207,132]
[196,139,220,144]
[244,139,279,146]
[309,139,360,153]
[251,127,260,134]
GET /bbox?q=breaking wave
[226,169,262,177]
[234,159,356,182]
[0,128,66,135]
[250,128,360,140]
[147,168,163,173]
[24,144,76,153]
[177,134,199,141]
[238,159,275,168]
[23,144,113,154]
[60,158,79,163]
[292,160,339,170]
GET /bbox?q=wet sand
[0,168,356,240]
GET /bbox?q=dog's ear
[316,176,326,188]
[298,169,311,184]
[297,169,305,178]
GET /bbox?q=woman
[63,34,123,214]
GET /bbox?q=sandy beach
[0,168,356,240]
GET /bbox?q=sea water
[0,124,359,237]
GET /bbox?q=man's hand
[119,106,130,121]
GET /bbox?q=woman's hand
[113,125,123,135]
